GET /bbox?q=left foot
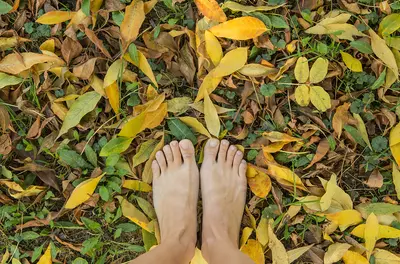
[152,140,199,259]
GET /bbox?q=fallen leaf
[351,223,400,239]
[341,51,363,72]
[194,0,226,22]
[37,244,51,264]
[304,138,329,169]
[123,180,152,192]
[209,17,267,40]
[61,37,82,64]
[365,212,379,260]
[309,86,331,112]
[268,221,289,264]
[240,227,253,249]
[266,162,307,191]
[36,11,76,24]
[105,82,120,114]
[374,249,400,264]
[390,123,400,166]
[365,169,384,188]
[0,180,46,199]
[369,29,398,78]
[64,174,104,209]
[246,164,271,198]
[393,163,400,200]
[295,84,310,107]
[256,217,268,246]
[353,113,372,149]
[190,248,208,264]
[85,28,112,59]
[319,176,353,210]
[332,102,350,138]
[309,58,328,83]
[262,131,300,143]
[222,1,284,13]
[325,210,363,231]
[0,52,64,75]
[342,250,369,264]
[324,243,352,264]
[118,196,151,232]
[238,64,278,77]
[178,116,212,138]
[73,58,97,80]
[203,91,220,137]
[294,57,309,83]
[120,0,145,52]
[124,51,158,87]
[287,244,314,263]
[240,239,264,264]
[132,139,158,167]
[212,47,248,77]
[100,137,133,157]
[142,134,164,183]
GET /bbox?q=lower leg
[200,139,254,264]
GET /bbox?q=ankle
[162,237,196,261]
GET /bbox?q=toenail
[180,141,188,149]
[230,146,236,151]
[241,160,246,164]
[209,139,218,147]
[171,141,178,146]
[156,151,163,156]
[222,140,229,145]
[237,151,243,156]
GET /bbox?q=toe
[170,141,182,165]
[233,150,243,170]
[163,145,173,165]
[239,160,247,180]
[218,139,229,162]
[226,145,237,166]
[203,138,219,162]
[156,151,167,172]
[152,160,161,179]
[179,139,196,163]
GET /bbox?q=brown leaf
[0,105,10,133]
[26,116,41,139]
[0,134,12,155]
[61,37,83,64]
[364,169,384,188]
[12,163,61,192]
[73,58,97,80]
[304,138,330,169]
[332,102,350,138]
[178,43,195,85]
[84,28,112,59]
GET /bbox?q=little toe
[233,151,243,170]
[163,145,173,165]
[218,140,230,162]
[156,151,167,172]
[179,139,196,163]
[226,145,237,166]
[152,160,161,179]
[170,141,182,165]
[203,139,219,162]
[239,160,247,180]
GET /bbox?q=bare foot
[200,139,247,249]
[152,139,199,260]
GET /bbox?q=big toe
[203,138,220,162]
[179,139,196,163]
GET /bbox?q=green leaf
[72,258,89,264]
[21,231,40,240]
[0,0,12,14]
[128,43,139,65]
[31,245,44,262]
[269,15,289,29]
[370,68,386,90]
[124,244,146,252]
[114,228,122,239]
[106,153,120,167]
[142,229,157,252]
[81,217,102,233]
[116,222,138,232]
[58,149,93,169]
[112,11,124,26]
[0,73,23,89]
[100,137,133,157]
[99,186,110,201]
[82,0,90,16]
[81,237,100,255]
[58,91,102,137]
[360,203,400,215]
[350,40,373,54]
[344,125,366,147]
[260,83,277,96]
[248,12,271,28]
[371,136,388,152]
[378,13,400,36]
[85,145,97,166]
[135,196,156,219]
[167,118,197,145]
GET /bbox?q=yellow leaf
[212,47,248,77]
[319,176,353,210]
[262,131,300,143]
[64,174,104,209]
[0,36,29,51]
[90,75,106,97]
[374,249,400,264]
[287,244,314,263]
[123,180,152,192]
[142,134,164,183]
[195,74,222,102]
[309,58,328,83]
[104,59,125,88]
[256,217,268,246]
[119,196,151,232]
[342,250,368,264]
[132,139,158,167]
[240,227,253,249]
[320,174,337,211]
[306,23,365,41]
[209,17,267,40]
[194,0,226,22]
[190,248,208,264]
[238,63,278,77]
[369,29,399,78]
[324,243,352,264]
[105,82,120,114]
[390,123,400,166]
[295,84,310,107]
[222,1,284,13]
[0,52,64,75]
[351,223,400,239]
[205,30,223,66]
[143,0,157,14]
[393,164,400,200]
[246,164,271,198]
[203,92,220,137]
[36,11,76,24]
[378,13,400,37]
[39,39,55,52]
[124,51,158,88]
[120,0,145,52]
[0,180,46,199]
[37,245,52,264]
[266,163,307,191]
[268,220,289,264]
[340,51,363,72]
[144,103,167,129]
[354,113,372,149]
[325,210,363,231]
[119,112,146,138]
[178,116,212,138]
[310,86,331,112]
[365,213,379,260]
[240,239,264,264]
[262,142,287,153]
[294,57,309,83]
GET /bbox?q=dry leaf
[324,243,352,264]
[209,17,267,40]
[194,0,226,22]
[120,0,145,52]
[246,164,271,198]
[64,174,104,209]
[240,239,264,264]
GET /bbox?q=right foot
[200,139,247,248]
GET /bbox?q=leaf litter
[1,0,400,263]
